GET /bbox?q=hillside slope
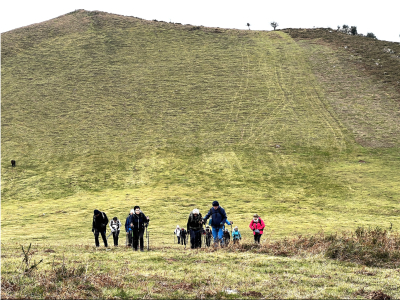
[1,10,399,243]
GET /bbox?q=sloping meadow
[1,10,400,299]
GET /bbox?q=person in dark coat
[180,228,187,247]
[125,209,134,246]
[203,201,227,246]
[92,209,109,247]
[223,229,230,246]
[205,225,212,247]
[187,209,203,249]
[128,206,149,251]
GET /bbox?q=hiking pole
[146,225,149,251]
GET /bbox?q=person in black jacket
[180,228,187,247]
[92,209,109,247]
[187,209,203,249]
[128,206,149,251]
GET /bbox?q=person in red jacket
[249,214,265,244]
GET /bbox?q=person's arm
[125,217,129,232]
[220,208,227,225]
[249,220,254,230]
[92,216,95,232]
[225,219,231,225]
[109,220,113,232]
[203,209,211,221]
[103,213,109,227]
[260,218,265,230]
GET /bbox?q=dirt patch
[44,249,56,253]
[242,291,263,297]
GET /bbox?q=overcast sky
[1,0,399,42]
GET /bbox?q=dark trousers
[206,235,212,247]
[224,237,230,246]
[132,229,145,251]
[112,231,120,246]
[127,230,133,246]
[233,238,240,244]
[181,236,186,246]
[94,229,108,247]
[190,229,202,249]
[254,234,261,243]
[177,236,181,244]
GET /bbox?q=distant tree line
[337,24,377,39]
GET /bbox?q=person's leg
[115,231,120,246]
[132,230,139,250]
[94,229,100,247]
[100,230,108,247]
[128,230,133,246]
[212,227,219,245]
[218,228,224,246]
[139,229,145,251]
[254,234,257,243]
[177,236,180,244]
[190,229,196,249]
[195,230,202,248]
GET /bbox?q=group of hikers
[92,206,149,251]
[92,201,265,250]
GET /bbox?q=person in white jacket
[109,217,122,246]
[174,225,181,244]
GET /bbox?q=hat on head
[130,209,135,214]
[94,209,100,215]
[212,201,219,206]
[113,217,117,221]
[253,214,259,218]
[134,206,140,210]
[177,225,180,228]
[192,208,200,214]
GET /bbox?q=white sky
[1,0,399,42]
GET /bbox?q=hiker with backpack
[205,225,212,247]
[223,228,231,246]
[180,228,187,247]
[187,209,203,249]
[92,209,109,247]
[249,214,265,244]
[203,201,227,247]
[232,226,242,244]
[174,225,181,244]
[109,217,122,246]
[125,209,134,246]
[129,206,149,251]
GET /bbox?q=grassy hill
[1,10,400,298]
[2,9,400,242]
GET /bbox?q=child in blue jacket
[232,226,242,244]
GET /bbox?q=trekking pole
[174,234,176,244]
[146,226,149,251]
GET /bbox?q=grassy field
[2,10,400,298]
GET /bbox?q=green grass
[2,10,400,298]
[1,242,399,299]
